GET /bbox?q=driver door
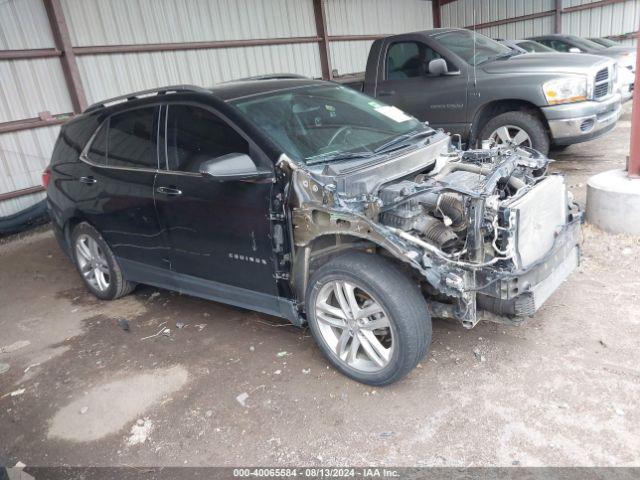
[375,37,469,137]
[154,103,278,297]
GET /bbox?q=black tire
[551,144,571,153]
[306,251,431,386]
[478,110,550,155]
[71,222,136,300]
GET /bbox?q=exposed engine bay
[278,128,582,328]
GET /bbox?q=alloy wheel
[314,280,394,372]
[75,234,110,292]
[489,125,532,147]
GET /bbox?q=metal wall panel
[0,0,55,49]
[61,0,317,46]
[563,0,639,45]
[0,126,59,217]
[326,0,433,75]
[329,40,375,75]
[0,58,74,122]
[76,43,322,104]
[325,0,433,36]
[441,0,555,30]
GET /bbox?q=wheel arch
[469,99,550,147]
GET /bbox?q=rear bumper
[476,219,582,317]
[542,94,621,146]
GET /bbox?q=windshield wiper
[373,129,435,154]
[478,51,515,65]
[306,150,374,166]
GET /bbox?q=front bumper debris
[476,219,581,319]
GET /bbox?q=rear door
[373,37,469,135]
[78,106,167,270]
[154,103,278,297]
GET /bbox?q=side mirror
[568,47,582,53]
[428,58,449,76]
[199,153,272,182]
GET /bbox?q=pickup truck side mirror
[428,58,449,76]
[568,47,582,53]
[199,153,272,182]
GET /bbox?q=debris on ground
[236,392,249,407]
[379,431,394,438]
[302,368,311,374]
[117,318,130,332]
[0,363,9,374]
[127,418,152,445]
[195,324,207,332]
[140,322,168,341]
[276,351,289,358]
[205,410,213,418]
[249,345,255,352]
[79,406,88,414]
[176,320,186,329]
[148,292,160,301]
[2,388,25,398]
[274,370,282,375]
[23,363,40,373]
[1,340,31,354]
[615,408,625,416]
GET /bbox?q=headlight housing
[543,77,588,105]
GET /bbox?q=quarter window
[106,107,158,169]
[165,105,249,173]
[87,122,108,166]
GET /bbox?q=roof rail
[84,85,210,113]
[231,73,308,82]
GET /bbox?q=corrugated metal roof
[61,0,317,46]
[0,0,55,50]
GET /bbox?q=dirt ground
[1,103,639,468]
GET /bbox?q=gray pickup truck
[337,28,621,154]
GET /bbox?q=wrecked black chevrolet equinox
[45,80,582,385]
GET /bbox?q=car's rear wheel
[479,110,550,155]
[306,251,431,386]
[72,222,136,300]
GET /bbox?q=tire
[306,251,431,386]
[71,222,136,300]
[478,110,550,156]
[551,144,571,153]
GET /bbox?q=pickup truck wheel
[71,222,136,300]
[479,111,550,155]
[306,251,431,386]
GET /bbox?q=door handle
[79,176,97,184]
[378,90,395,96]
[156,186,182,196]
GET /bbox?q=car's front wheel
[479,110,550,155]
[71,222,136,300]
[306,251,431,386]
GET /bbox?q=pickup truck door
[373,36,469,137]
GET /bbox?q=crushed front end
[282,129,582,328]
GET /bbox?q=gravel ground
[0,103,638,468]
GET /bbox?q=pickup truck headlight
[543,77,588,105]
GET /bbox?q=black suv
[46,80,581,385]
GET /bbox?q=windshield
[435,29,513,65]
[567,35,606,50]
[517,40,555,53]
[590,37,619,48]
[230,84,427,164]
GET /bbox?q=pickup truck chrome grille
[594,67,610,100]
[507,176,567,269]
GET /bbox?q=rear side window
[107,107,158,169]
[165,105,249,173]
[51,115,100,165]
[87,123,108,165]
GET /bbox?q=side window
[386,41,445,80]
[87,121,108,166]
[165,105,249,174]
[550,40,571,52]
[106,107,158,169]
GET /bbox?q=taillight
[42,167,51,188]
